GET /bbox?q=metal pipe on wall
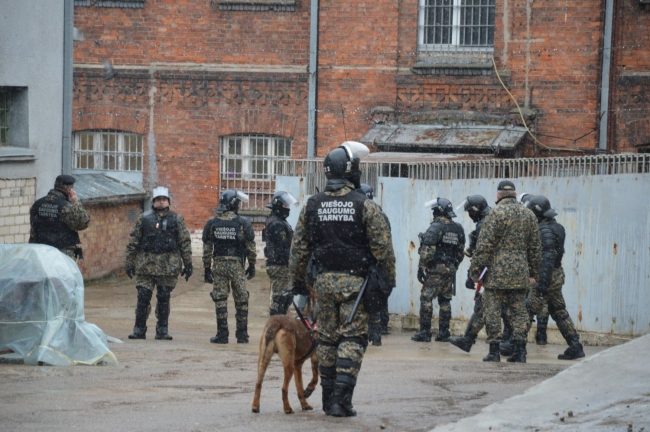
[307,0,319,158]
[62,0,73,174]
[598,0,614,153]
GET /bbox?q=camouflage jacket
[469,197,541,290]
[125,209,192,277]
[202,210,256,268]
[289,181,396,288]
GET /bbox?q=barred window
[221,134,292,181]
[73,131,143,171]
[419,0,495,50]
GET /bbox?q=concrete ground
[0,260,632,432]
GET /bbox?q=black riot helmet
[527,195,558,220]
[324,141,369,188]
[463,194,489,222]
[218,190,249,213]
[266,191,298,218]
[358,183,374,200]
[427,197,456,218]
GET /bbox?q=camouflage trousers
[267,265,293,315]
[527,267,579,344]
[315,272,368,380]
[134,274,178,291]
[210,258,249,322]
[483,289,528,343]
[419,270,454,326]
[465,294,512,340]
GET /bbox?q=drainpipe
[307,0,319,158]
[62,0,74,174]
[598,0,614,153]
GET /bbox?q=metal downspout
[307,0,319,158]
[598,0,614,153]
[62,0,73,174]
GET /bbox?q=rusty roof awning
[361,123,528,154]
[74,174,146,206]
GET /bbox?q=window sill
[0,146,36,163]
[411,62,493,76]
[211,0,296,11]
[414,49,494,75]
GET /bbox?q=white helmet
[152,186,171,201]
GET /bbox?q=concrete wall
[278,173,650,338]
[0,0,66,198]
[0,0,66,247]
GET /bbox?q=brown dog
[251,314,318,414]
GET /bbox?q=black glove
[465,277,475,290]
[126,264,135,279]
[204,267,214,284]
[181,262,193,281]
[245,264,256,280]
[536,283,547,296]
[417,267,426,284]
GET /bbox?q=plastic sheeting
[0,244,117,366]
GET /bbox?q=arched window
[73,130,143,171]
[221,134,292,181]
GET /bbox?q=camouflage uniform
[29,188,90,259]
[527,217,584,360]
[414,216,465,342]
[202,210,256,343]
[289,180,395,416]
[470,196,541,362]
[263,213,294,315]
[125,209,192,340]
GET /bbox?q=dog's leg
[303,351,319,399]
[252,335,275,413]
[277,332,296,414]
[294,359,313,411]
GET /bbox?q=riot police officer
[125,186,193,340]
[263,191,298,316]
[526,195,585,360]
[202,190,256,344]
[358,183,392,346]
[449,195,492,352]
[29,174,90,260]
[289,141,395,417]
[412,198,465,342]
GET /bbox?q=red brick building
[72,0,650,236]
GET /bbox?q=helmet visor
[340,141,370,161]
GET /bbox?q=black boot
[128,286,152,339]
[449,334,475,353]
[235,302,249,344]
[328,375,357,417]
[368,319,382,346]
[499,339,514,356]
[435,313,451,342]
[155,286,173,340]
[380,307,390,335]
[210,318,229,344]
[535,316,548,345]
[411,313,432,342]
[320,366,336,414]
[483,342,501,362]
[558,340,585,360]
[507,340,527,363]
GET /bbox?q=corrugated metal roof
[361,123,528,153]
[74,174,146,205]
[366,152,496,162]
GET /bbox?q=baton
[345,275,369,325]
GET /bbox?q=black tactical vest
[422,218,465,266]
[209,216,245,258]
[140,211,179,253]
[263,214,293,266]
[306,190,372,274]
[30,192,80,249]
[539,219,565,268]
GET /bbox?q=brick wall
[77,201,142,280]
[0,178,35,244]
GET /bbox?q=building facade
[72,0,650,231]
